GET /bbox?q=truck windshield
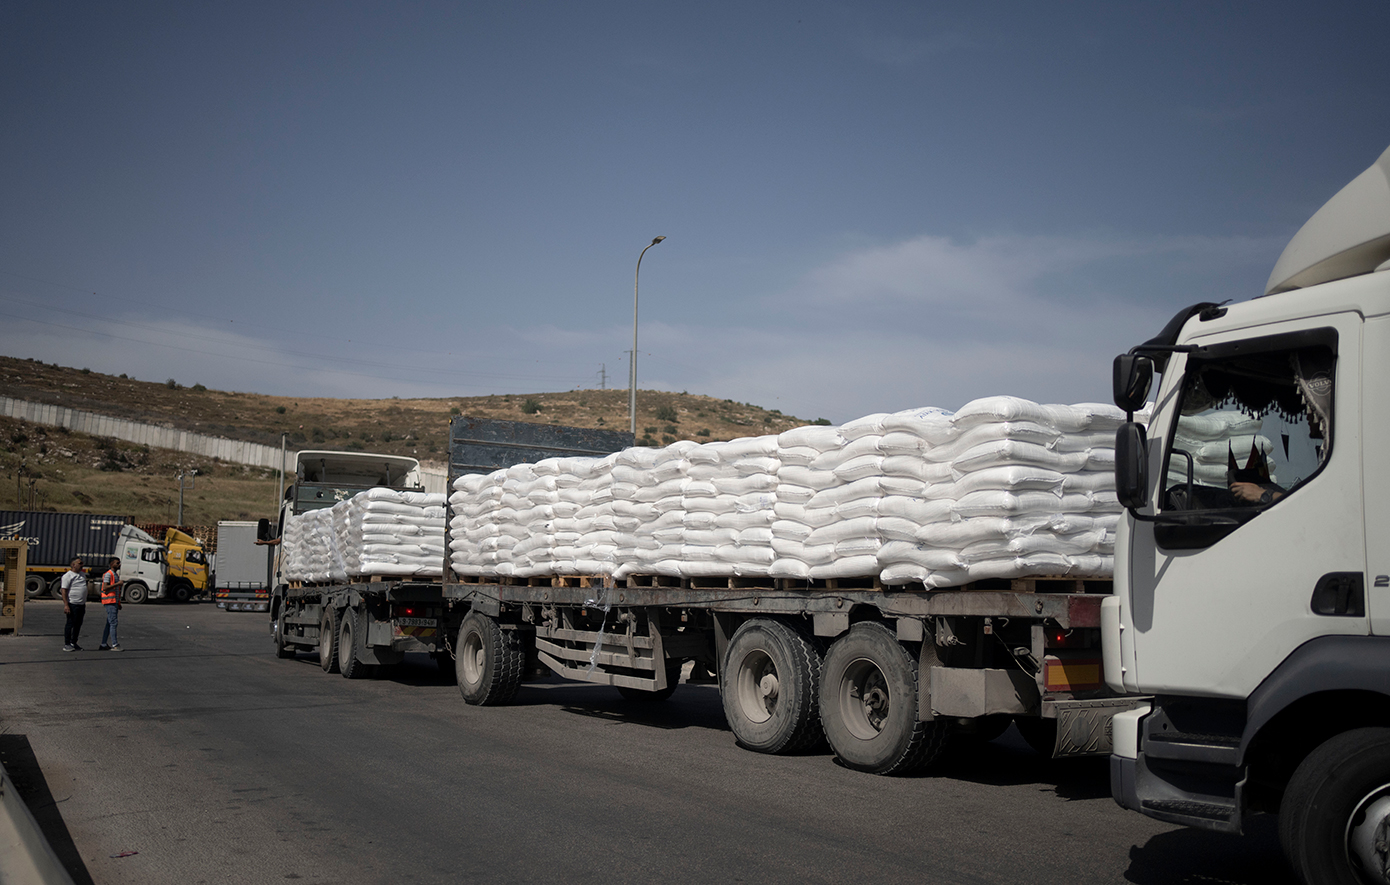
[1162,341,1334,513]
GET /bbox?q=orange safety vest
[101,569,121,605]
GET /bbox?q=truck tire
[617,664,684,704]
[272,602,295,659]
[1280,727,1390,884]
[722,619,824,754]
[338,608,373,680]
[1015,717,1059,757]
[125,582,149,605]
[819,621,948,775]
[456,612,522,706]
[319,607,340,673]
[23,574,47,600]
[170,581,192,604]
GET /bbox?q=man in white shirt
[61,557,89,652]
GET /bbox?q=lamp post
[176,469,198,525]
[630,235,666,436]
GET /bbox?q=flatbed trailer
[277,571,1123,768]
[272,416,1135,773]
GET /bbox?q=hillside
[0,413,281,526]
[0,355,828,524]
[0,355,822,462]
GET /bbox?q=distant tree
[165,378,178,389]
[811,418,832,426]
[655,404,677,423]
[192,383,207,392]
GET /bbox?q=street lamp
[176,469,198,525]
[630,235,666,436]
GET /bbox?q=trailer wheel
[456,612,523,706]
[338,608,373,680]
[125,582,149,605]
[722,619,824,754]
[319,607,340,673]
[819,621,948,775]
[23,575,47,600]
[1280,727,1390,884]
[617,664,684,704]
[272,602,294,659]
[1015,717,1059,757]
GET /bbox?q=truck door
[1360,315,1390,634]
[1125,313,1367,697]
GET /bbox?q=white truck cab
[1106,143,1390,883]
[116,524,167,604]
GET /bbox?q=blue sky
[2,1,1388,422]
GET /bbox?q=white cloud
[0,231,1282,428]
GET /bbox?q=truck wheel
[125,582,149,605]
[954,714,1012,746]
[618,664,684,704]
[272,603,294,659]
[1016,717,1059,757]
[819,621,948,775]
[338,608,374,680]
[722,619,824,754]
[171,582,192,604]
[432,652,458,685]
[23,575,47,600]
[456,612,522,706]
[319,607,340,673]
[1280,727,1390,884]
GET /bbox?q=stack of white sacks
[1167,413,1274,488]
[280,488,447,583]
[449,396,1148,589]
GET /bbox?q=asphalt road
[1,599,1294,885]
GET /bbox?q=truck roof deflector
[1266,143,1390,295]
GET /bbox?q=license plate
[396,617,437,628]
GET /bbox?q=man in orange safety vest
[99,557,124,652]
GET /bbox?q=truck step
[1141,798,1236,824]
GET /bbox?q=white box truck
[1107,143,1390,883]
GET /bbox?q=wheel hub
[1348,786,1390,884]
[759,672,780,701]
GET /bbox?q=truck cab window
[1162,344,1333,516]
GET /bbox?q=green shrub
[522,398,542,414]
[696,428,710,437]
[812,418,832,426]
[165,378,178,389]
[275,406,287,414]
[655,405,677,423]
[192,383,206,392]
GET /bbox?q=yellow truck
[160,528,209,603]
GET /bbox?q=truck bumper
[1109,700,1245,834]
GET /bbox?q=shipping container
[0,511,131,599]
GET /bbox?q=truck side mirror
[256,518,271,542]
[1113,354,1154,414]
[1115,422,1150,510]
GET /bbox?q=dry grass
[0,355,832,526]
[0,415,281,527]
[0,355,824,467]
